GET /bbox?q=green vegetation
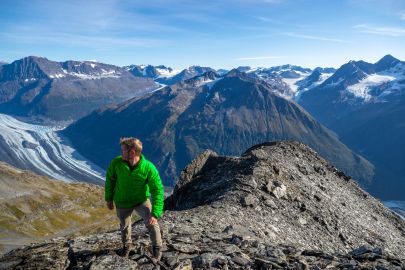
[0,164,124,254]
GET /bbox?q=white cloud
[235,56,282,60]
[353,24,405,37]
[400,12,405,20]
[0,32,171,48]
[283,32,348,43]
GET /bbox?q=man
[105,137,164,260]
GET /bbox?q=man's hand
[148,215,158,225]
[106,201,114,210]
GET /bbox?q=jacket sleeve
[105,159,117,202]
[147,163,164,218]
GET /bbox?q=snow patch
[383,201,405,220]
[347,74,396,100]
[205,79,220,90]
[156,68,181,78]
[49,74,66,79]
[65,69,121,80]
[327,77,345,87]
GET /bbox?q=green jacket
[105,154,164,218]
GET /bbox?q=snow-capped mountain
[123,63,338,99]
[295,68,335,100]
[232,65,335,99]
[384,201,405,220]
[298,55,405,201]
[0,56,158,121]
[155,65,216,85]
[125,64,180,79]
[178,70,221,88]
[0,113,105,184]
[63,69,374,188]
[1,56,127,81]
[299,54,405,125]
[216,69,230,76]
[125,64,215,85]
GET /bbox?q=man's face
[121,145,131,161]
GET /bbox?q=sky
[1,0,405,70]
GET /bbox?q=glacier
[0,113,105,184]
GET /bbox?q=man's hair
[120,137,142,156]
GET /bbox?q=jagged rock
[1,141,404,269]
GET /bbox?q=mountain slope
[1,141,403,269]
[0,56,158,121]
[299,55,405,200]
[331,95,405,200]
[0,162,117,255]
[299,54,405,126]
[63,71,374,188]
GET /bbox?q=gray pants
[116,199,162,247]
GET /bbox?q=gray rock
[89,255,138,270]
[240,194,258,207]
[271,184,287,199]
[192,252,228,268]
[231,254,251,266]
[169,243,200,253]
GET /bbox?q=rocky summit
[1,141,404,269]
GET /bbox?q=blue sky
[1,0,405,69]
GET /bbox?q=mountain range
[0,56,158,121]
[0,55,404,201]
[63,69,374,188]
[299,54,405,200]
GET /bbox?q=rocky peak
[223,69,257,82]
[165,141,404,256]
[180,71,221,87]
[236,66,252,72]
[0,56,52,81]
[322,61,370,87]
[314,67,336,74]
[307,69,322,80]
[2,141,403,269]
[375,54,401,72]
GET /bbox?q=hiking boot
[120,243,133,257]
[152,245,162,261]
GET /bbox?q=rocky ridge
[0,56,157,121]
[1,141,404,269]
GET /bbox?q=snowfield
[0,114,105,184]
[347,74,396,100]
[346,62,405,100]
[383,201,405,220]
